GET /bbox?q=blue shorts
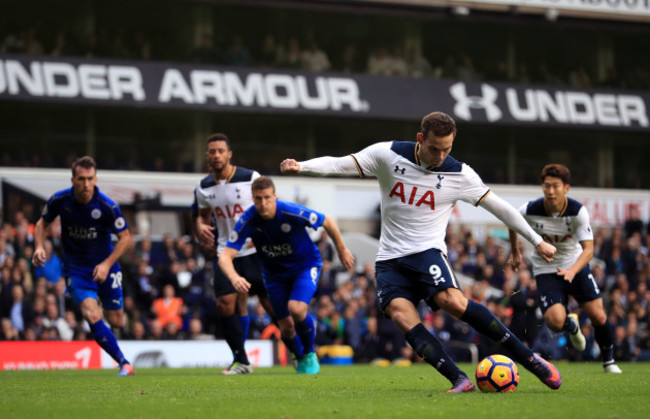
[264,266,321,320]
[64,263,124,311]
[375,248,461,313]
[213,253,267,298]
[535,265,601,314]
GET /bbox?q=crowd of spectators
[2,23,649,91]
[1,204,648,365]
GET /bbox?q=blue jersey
[227,200,325,275]
[40,186,128,268]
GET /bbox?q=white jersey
[195,166,259,258]
[519,197,593,276]
[351,141,490,260]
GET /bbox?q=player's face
[542,176,570,209]
[71,166,97,204]
[417,131,454,168]
[206,140,232,173]
[253,187,277,220]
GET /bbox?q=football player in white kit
[195,133,274,375]
[509,163,622,373]
[281,111,562,393]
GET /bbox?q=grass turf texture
[1,363,648,418]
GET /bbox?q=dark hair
[420,111,457,138]
[540,163,571,184]
[252,176,275,192]
[71,156,96,177]
[207,133,231,149]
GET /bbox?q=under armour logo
[535,223,543,229]
[436,174,444,189]
[394,165,405,174]
[208,194,215,199]
[450,82,502,122]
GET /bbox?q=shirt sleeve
[480,192,543,247]
[299,142,389,178]
[41,195,59,223]
[295,203,326,230]
[109,203,129,234]
[226,213,253,251]
[457,164,491,206]
[195,181,210,209]
[575,206,594,242]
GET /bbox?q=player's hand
[32,247,47,267]
[280,159,301,174]
[535,241,556,263]
[198,223,215,246]
[92,262,110,283]
[509,248,523,271]
[338,247,355,272]
[557,267,576,283]
[230,275,251,293]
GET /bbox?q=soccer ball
[475,354,519,393]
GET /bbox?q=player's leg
[376,254,473,393]
[287,266,320,369]
[572,267,621,373]
[544,302,586,351]
[235,291,250,345]
[582,298,621,373]
[265,279,304,366]
[235,255,263,347]
[437,275,561,390]
[72,266,133,376]
[214,259,251,374]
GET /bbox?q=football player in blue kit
[33,156,134,376]
[509,163,622,373]
[218,176,355,374]
[281,111,562,392]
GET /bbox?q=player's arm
[32,217,51,267]
[321,215,355,271]
[557,240,593,283]
[280,155,360,176]
[507,228,524,271]
[218,247,251,293]
[480,192,556,262]
[93,229,131,283]
[196,207,216,249]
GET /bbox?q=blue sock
[239,315,250,344]
[295,313,316,355]
[90,320,128,366]
[460,300,534,368]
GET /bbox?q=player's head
[206,133,233,174]
[252,176,277,220]
[540,163,571,207]
[416,112,456,168]
[70,156,97,204]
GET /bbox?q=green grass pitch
[1,363,648,418]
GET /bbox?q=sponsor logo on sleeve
[114,217,126,229]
